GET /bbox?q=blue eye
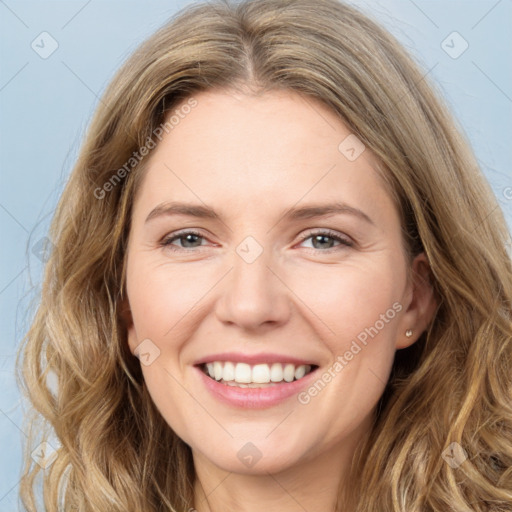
[160,229,353,252]
[298,230,353,251]
[161,230,206,250]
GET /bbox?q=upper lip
[193,352,318,366]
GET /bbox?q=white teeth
[294,365,306,380]
[223,361,235,381]
[234,362,252,383]
[283,363,295,382]
[252,364,271,384]
[214,361,223,381]
[270,363,283,382]
[202,361,314,385]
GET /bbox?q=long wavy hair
[16,0,512,510]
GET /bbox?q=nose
[214,245,291,332]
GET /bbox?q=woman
[16,0,512,510]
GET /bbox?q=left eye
[298,230,353,250]
[160,230,353,251]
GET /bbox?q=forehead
[132,89,396,227]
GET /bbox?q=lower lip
[194,366,319,409]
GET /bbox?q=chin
[193,442,304,475]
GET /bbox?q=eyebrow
[145,201,374,226]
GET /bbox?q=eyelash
[160,229,353,252]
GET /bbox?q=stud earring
[405,329,413,338]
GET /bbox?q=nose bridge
[233,234,272,291]
[215,234,290,329]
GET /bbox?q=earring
[405,329,413,338]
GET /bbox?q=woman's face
[124,89,430,475]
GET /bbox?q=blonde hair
[16,0,512,510]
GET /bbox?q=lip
[194,364,320,409]
[193,352,317,366]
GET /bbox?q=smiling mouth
[198,361,319,388]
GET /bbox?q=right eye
[160,230,210,251]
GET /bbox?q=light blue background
[1,0,511,509]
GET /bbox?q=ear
[119,297,138,355]
[396,252,438,349]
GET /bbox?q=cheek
[290,259,404,343]
[127,259,213,338]
[293,259,404,408]
[126,259,206,437]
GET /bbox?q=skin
[123,89,437,511]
